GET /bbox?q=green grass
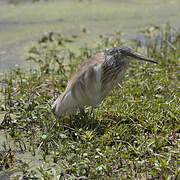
[0,25,180,179]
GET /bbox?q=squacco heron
[53,46,158,116]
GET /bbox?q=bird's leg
[89,107,95,118]
[89,107,97,129]
[79,107,86,116]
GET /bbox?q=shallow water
[0,0,179,71]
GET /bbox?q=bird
[52,46,158,116]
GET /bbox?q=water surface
[0,0,179,70]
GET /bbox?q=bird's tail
[52,90,78,116]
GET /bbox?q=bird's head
[105,46,158,64]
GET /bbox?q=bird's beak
[127,50,158,64]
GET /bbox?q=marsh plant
[0,25,179,179]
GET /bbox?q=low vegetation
[0,25,179,179]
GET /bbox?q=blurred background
[0,0,179,71]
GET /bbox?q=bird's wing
[67,52,105,88]
[63,52,105,107]
[53,52,105,116]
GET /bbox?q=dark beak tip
[152,59,159,64]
